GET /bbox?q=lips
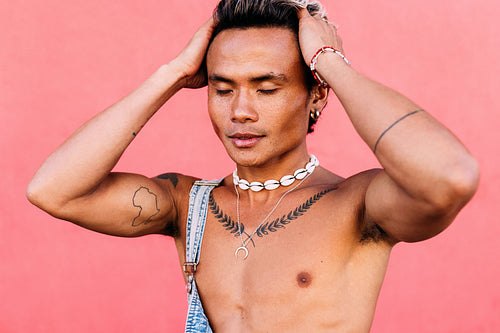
[227,132,265,148]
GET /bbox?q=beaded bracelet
[310,46,351,87]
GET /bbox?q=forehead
[206,27,304,80]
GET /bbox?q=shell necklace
[233,154,319,191]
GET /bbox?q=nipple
[296,272,312,288]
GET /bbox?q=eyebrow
[208,72,288,84]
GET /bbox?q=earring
[310,109,321,121]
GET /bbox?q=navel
[296,272,312,288]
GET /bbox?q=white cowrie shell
[249,182,265,192]
[264,179,280,190]
[238,179,250,190]
[294,168,308,180]
[280,175,295,186]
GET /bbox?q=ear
[309,85,329,111]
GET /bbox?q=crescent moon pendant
[235,246,249,260]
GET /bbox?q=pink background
[1,0,498,332]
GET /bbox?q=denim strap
[184,179,220,332]
[184,180,219,292]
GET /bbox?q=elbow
[408,157,479,243]
[430,154,480,214]
[26,180,49,210]
[447,154,480,205]
[26,179,64,215]
[26,180,42,207]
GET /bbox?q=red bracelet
[309,46,351,87]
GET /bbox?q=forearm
[28,63,185,207]
[318,53,478,205]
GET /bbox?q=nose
[231,89,258,123]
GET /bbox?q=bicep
[365,171,458,243]
[53,172,178,237]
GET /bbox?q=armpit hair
[359,208,388,244]
[162,221,180,238]
[360,223,388,244]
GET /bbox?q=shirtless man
[26,0,479,331]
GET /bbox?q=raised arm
[298,10,479,243]
[26,18,214,237]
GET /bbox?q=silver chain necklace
[233,157,319,260]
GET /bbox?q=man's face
[206,27,314,167]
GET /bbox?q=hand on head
[297,8,345,65]
[170,17,215,89]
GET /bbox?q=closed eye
[216,89,232,95]
[258,89,278,95]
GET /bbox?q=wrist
[156,62,189,92]
[310,46,351,87]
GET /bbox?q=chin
[226,148,267,167]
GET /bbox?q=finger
[320,16,340,34]
[319,16,338,30]
[297,8,312,20]
[202,16,215,30]
[312,13,326,22]
[197,16,215,36]
[189,17,215,50]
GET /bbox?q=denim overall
[183,180,220,333]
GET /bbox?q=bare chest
[197,202,366,292]
[187,195,390,331]
[173,182,392,331]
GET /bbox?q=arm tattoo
[132,115,154,137]
[132,123,145,137]
[132,186,160,226]
[156,173,179,188]
[209,187,338,246]
[373,109,424,154]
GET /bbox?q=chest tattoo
[208,187,338,245]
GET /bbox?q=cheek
[278,92,311,131]
[208,96,229,139]
[207,102,221,135]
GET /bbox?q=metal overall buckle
[183,262,197,294]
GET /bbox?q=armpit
[360,223,388,244]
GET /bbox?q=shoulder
[151,172,199,236]
[152,173,226,236]
[152,172,219,204]
[331,168,382,197]
[310,167,381,201]
[323,168,391,245]
[342,168,382,186]
[310,167,381,214]
[153,172,198,194]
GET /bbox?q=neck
[235,151,311,183]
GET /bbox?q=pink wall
[1,0,498,332]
